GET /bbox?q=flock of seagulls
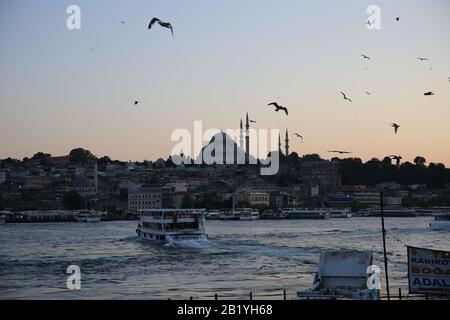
[118,13,448,161]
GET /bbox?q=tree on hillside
[63,191,83,210]
[97,156,112,170]
[382,157,392,166]
[181,194,195,209]
[0,195,5,211]
[32,152,51,160]
[118,188,128,201]
[69,148,96,164]
[301,154,323,162]
[414,156,426,166]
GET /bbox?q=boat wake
[164,239,212,249]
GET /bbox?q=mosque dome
[196,132,253,165]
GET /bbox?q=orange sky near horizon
[1,0,449,166]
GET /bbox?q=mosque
[196,113,291,165]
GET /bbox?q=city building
[301,160,341,197]
[128,184,162,211]
[235,191,270,207]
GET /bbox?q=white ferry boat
[430,213,450,230]
[206,210,220,220]
[218,209,240,221]
[74,211,102,223]
[330,208,352,219]
[239,208,260,221]
[136,209,207,242]
[282,208,331,220]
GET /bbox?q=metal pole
[249,292,253,300]
[283,290,287,300]
[398,288,402,301]
[380,191,390,300]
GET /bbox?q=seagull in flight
[340,92,352,103]
[134,101,139,106]
[390,123,400,134]
[249,119,257,124]
[328,151,351,155]
[148,18,174,37]
[267,102,288,115]
[293,133,303,141]
[366,91,373,95]
[361,54,371,60]
[121,21,126,24]
[395,17,400,22]
[424,91,434,96]
[417,57,429,61]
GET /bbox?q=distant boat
[74,211,102,223]
[330,208,352,219]
[261,210,289,219]
[282,208,331,220]
[239,208,260,221]
[218,209,240,221]
[365,208,417,217]
[430,212,450,230]
[136,209,207,242]
[206,210,220,220]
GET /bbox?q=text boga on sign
[408,246,450,295]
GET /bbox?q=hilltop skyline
[1,0,450,165]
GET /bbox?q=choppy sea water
[0,217,448,300]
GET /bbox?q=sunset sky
[1,0,449,165]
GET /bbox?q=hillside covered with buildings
[1,145,450,216]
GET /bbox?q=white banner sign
[408,246,450,295]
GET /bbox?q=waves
[164,239,212,249]
[0,217,448,299]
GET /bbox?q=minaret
[285,129,289,156]
[239,118,244,150]
[278,133,282,154]
[245,113,250,163]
